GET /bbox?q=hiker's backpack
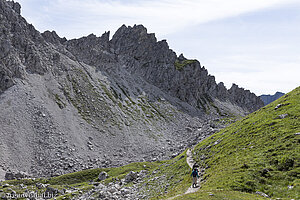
[192,170,198,177]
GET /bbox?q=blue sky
[16,0,300,95]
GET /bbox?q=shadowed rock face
[0,0,263,178]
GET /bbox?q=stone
[4,171,29,180]
[288,185,294,189]
[108,187,117,194]
[120,188,130,195]
[256,191,270,198]
[278,114,288,119]
[171,153,178,158]
[98,171,108,181]
[125,171,138,183]
[275,104,282,109]
[185,127,193,132]
[36,182,47,189]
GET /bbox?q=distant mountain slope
[260,92,285,105]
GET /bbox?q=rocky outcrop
[5,1,21,14]
[0,0,55,91]
[66,31,115,69]
[5,171,30,180]
[228,84,264,112]
[109,25,263,112]
[67,24,263,113]
[124,171,138,183]
[41,30,67,45]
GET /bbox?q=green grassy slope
[187,86,300,199]
[173,190,268,200]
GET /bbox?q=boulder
[98,171,108,181]
[256,191,269,198]
[5,171,29,180]
[125,171,138,183]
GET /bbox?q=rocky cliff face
[113,25,263,113]
[67,24,264,114]
[0,0,263,179]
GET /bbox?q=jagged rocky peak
[42,30,67,45]
[229,83,264,111]
[65,31,114,68]
[5,0,21,14]
[111,24,174,60]
[112,24,155,44]
[107,24,263,113]
[68,31,111,49]
[0,1,24,93]
[1,0,43,43]
[101,31,110,42]
[178,53,187,61]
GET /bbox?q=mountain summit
[0,0,263,178]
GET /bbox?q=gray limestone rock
[278,114,288,119]
[256,191,270,198]
[6,1,21,14]
[228,83,264,112]
[98,171,108,181]
[125,171,138,183]
[4,171,29,180]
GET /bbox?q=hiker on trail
[191,168,199,188]
[192,163,199,169]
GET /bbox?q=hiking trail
[167,149,200,200]
[185,149,201,194]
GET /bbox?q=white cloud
[17,0,298,38]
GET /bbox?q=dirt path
[184,149,200,194]
[167,149,200,200]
